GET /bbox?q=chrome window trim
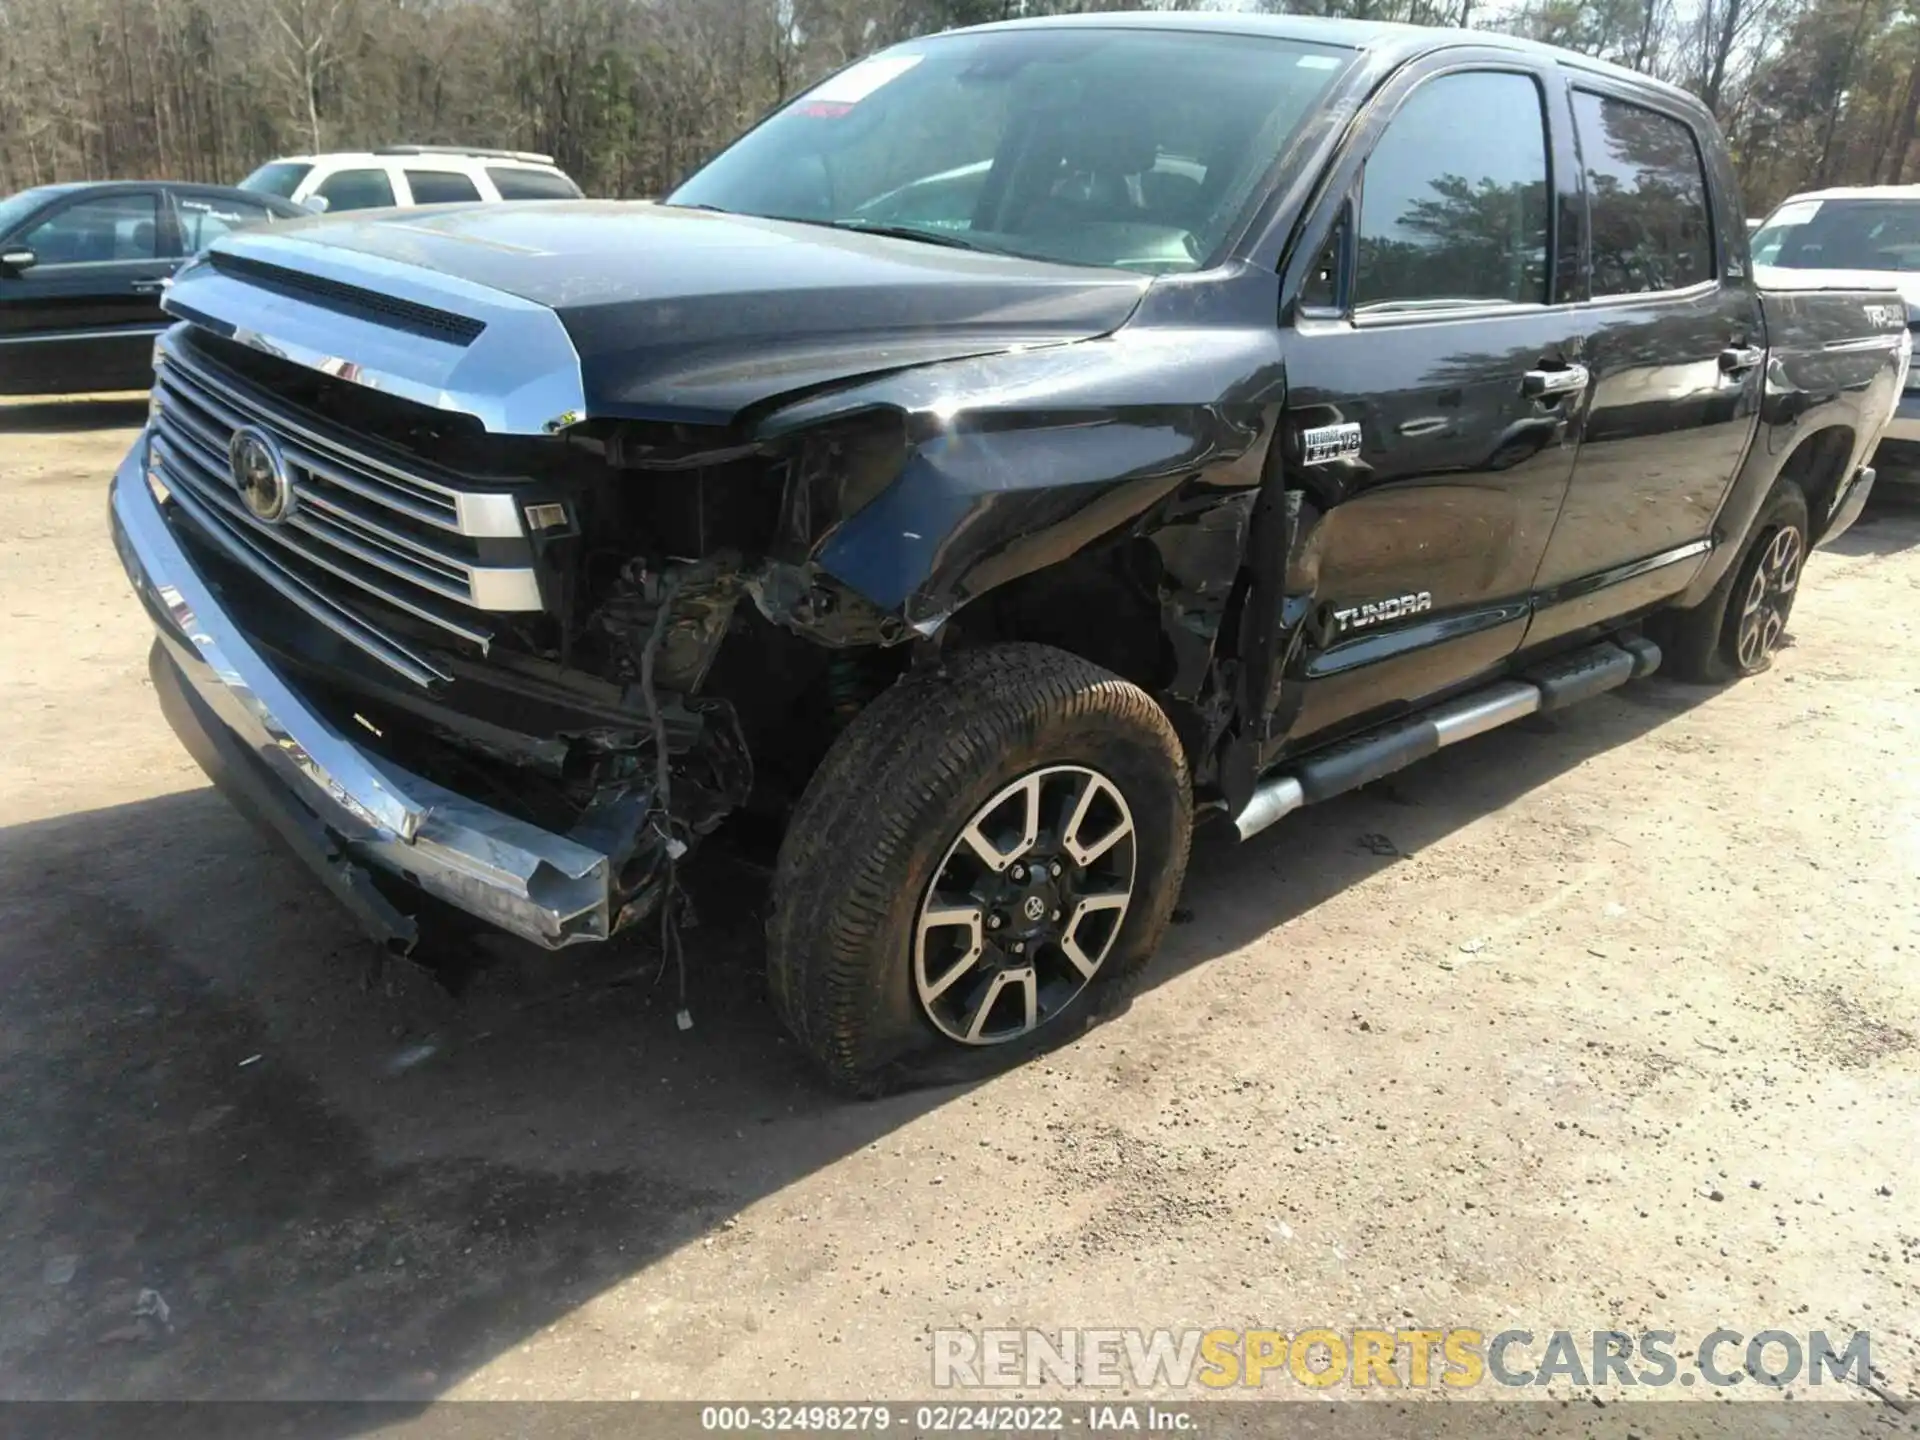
[1578,278,1721,309]
[1351,299,1566,329]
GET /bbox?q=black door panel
[1276,311,1582,745]
[1257,62,1583,760]
[1527,292,1759,643]
[1526,88,1761,642]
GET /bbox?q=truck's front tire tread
[767,643,1191,1094]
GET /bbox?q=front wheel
[766,644,1192,1094]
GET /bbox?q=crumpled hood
[193,201,1152,427]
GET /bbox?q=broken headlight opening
[138,332,928,998]
[337,409,912,966]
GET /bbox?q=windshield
[238,162,314,200]
[668,28,1352,274]
[1752,197,1920,271]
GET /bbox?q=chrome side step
[1231,636,1661,841]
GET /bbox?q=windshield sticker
[806,53,924,108]
[1769,199,1823,227]
[1296,54,1341,69]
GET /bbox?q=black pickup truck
[111,14,1905,1091]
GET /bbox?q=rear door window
[405,170,483,204]
[1354,71,1551,310]
[486,167,583,200]
[1573,90,1715,296]
[175,194,281,251]
[315,168,397,212]
[21,192,162,264]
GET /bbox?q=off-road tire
[766,643,1192,1094]
[1653,479,1809,684]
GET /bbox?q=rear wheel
[1655,480,1808,683]
[767,644,1191,1094]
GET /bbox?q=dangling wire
[637,570,691,1026]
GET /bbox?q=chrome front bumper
[109,438,620,951]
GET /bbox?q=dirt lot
[1,398,1917,1420]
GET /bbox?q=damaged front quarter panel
[747,291,1288,649]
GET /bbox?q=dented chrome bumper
[1818,465,1877,548]
[109,438,620,951]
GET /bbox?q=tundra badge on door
[1332,591,1434,634]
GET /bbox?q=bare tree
[263,0,353,153]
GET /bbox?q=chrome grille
[149,333,544,686]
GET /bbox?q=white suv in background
[1751,185,1920,479]
[237,146,584,213]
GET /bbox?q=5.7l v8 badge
[1300,421,1363,466]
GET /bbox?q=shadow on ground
[0,665,1722,1409]
[0,396,149,434]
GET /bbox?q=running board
[1231,636,1661,841]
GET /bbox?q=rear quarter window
[486,167,583,200]
[405,170,483,204]
[1574,90,1715,297]
[315,168,397,212]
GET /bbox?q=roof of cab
[957,10,1702,111]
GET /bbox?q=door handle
[1719,345,1764,374]
[1522,363,1589,399]
[131,279,167,295]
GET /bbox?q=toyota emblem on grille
[229,426,292,524]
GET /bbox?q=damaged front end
[117,323,953,953]
[121,228,1278,957]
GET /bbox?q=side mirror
[0,247,36,275]
[303,195,331,214]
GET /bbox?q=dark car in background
[0,180,306,396]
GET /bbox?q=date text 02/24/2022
[698,1405,1195,1433]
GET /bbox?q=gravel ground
[1,398,1916,1425]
